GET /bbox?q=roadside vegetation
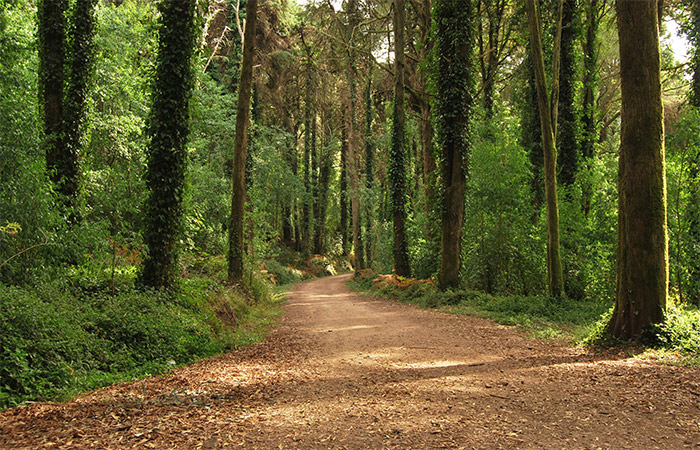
[350,273,700,365]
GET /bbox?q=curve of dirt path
[2,274,700,449]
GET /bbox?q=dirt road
[1,274,699,449]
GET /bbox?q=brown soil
[1,274,699,449]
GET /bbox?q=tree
[38,0,96,222]
[141,0,197,289]
[607,0,667,339]
[525,0,565,297]
[684,0,700,304]
[390,0,411,277]
[228,0,258,283]
[433,0,473,289]
[477,0,514,118]
[581,0,602,215]
[38,0,67,202]
[364,69,374,267]
[557,0,580,188]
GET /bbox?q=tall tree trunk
[315,122,333,254]
[581,0,600,215]
[523,49,544,218]
[525,0,565,297]
[687,0,700,305]
[311,113,319,255]
[390,0,411,277]
[434,0,473,289]
[59,0,96,223]
[340,123,349,255]
[38,0,67,203]
[227,0,257,283]
[557,0,580,188]
[142,0,198,289]
[346,0,364,271]
[302,67,312,257]
[608,0,667,339]
[364,72,374,267]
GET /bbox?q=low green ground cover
[0,257,283,409]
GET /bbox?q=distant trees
[607,0,667,339]
[141,0,197,289]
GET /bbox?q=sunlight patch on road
[309,325,379,333]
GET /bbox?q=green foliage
[585,301,700,363]
[0,1,63,283]
[462,114,544,295]
[0,256,281,409]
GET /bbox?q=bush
[0,260,280,409]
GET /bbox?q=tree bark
[525,0,565,297]
[581,0,600,215]
[340,123,349,255]
[434,0,473,289]
[142,0,198,289]
[346,0,364,272]
[364,73,374,267]
[38,0,67,202]
[227,0,257,283]
[390,0,411,277]
[687,0,700,304]
[608,0,667,339]
[556,0,580,188]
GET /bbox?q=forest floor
[2,274,700,449]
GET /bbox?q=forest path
[2,274,700,449]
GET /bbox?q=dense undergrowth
[350,273,700,364]
[0,255,283,410]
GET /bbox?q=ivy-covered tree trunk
[608,0,667,339]
[522,50,544,218]
[340,123,349,255]
[556,0,580,188]
[302,67,313,257]
[390,0,411,277]
[38,0,67,203]
[581,0,600,215]
[364,73,374,268]
[311,113,319,255]
[227,0,257,283]
[142,0,197,289]
[314,123,333,254]
[434,0,473,289]
[525,0,565,297]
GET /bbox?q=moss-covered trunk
[142,0,197,289]
[434,0,473,289]
[227,0,257,283]
[525,0,565,297]
[608,0,667,339]
[390,0,411,277]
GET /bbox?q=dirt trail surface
[2,274,700,449]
